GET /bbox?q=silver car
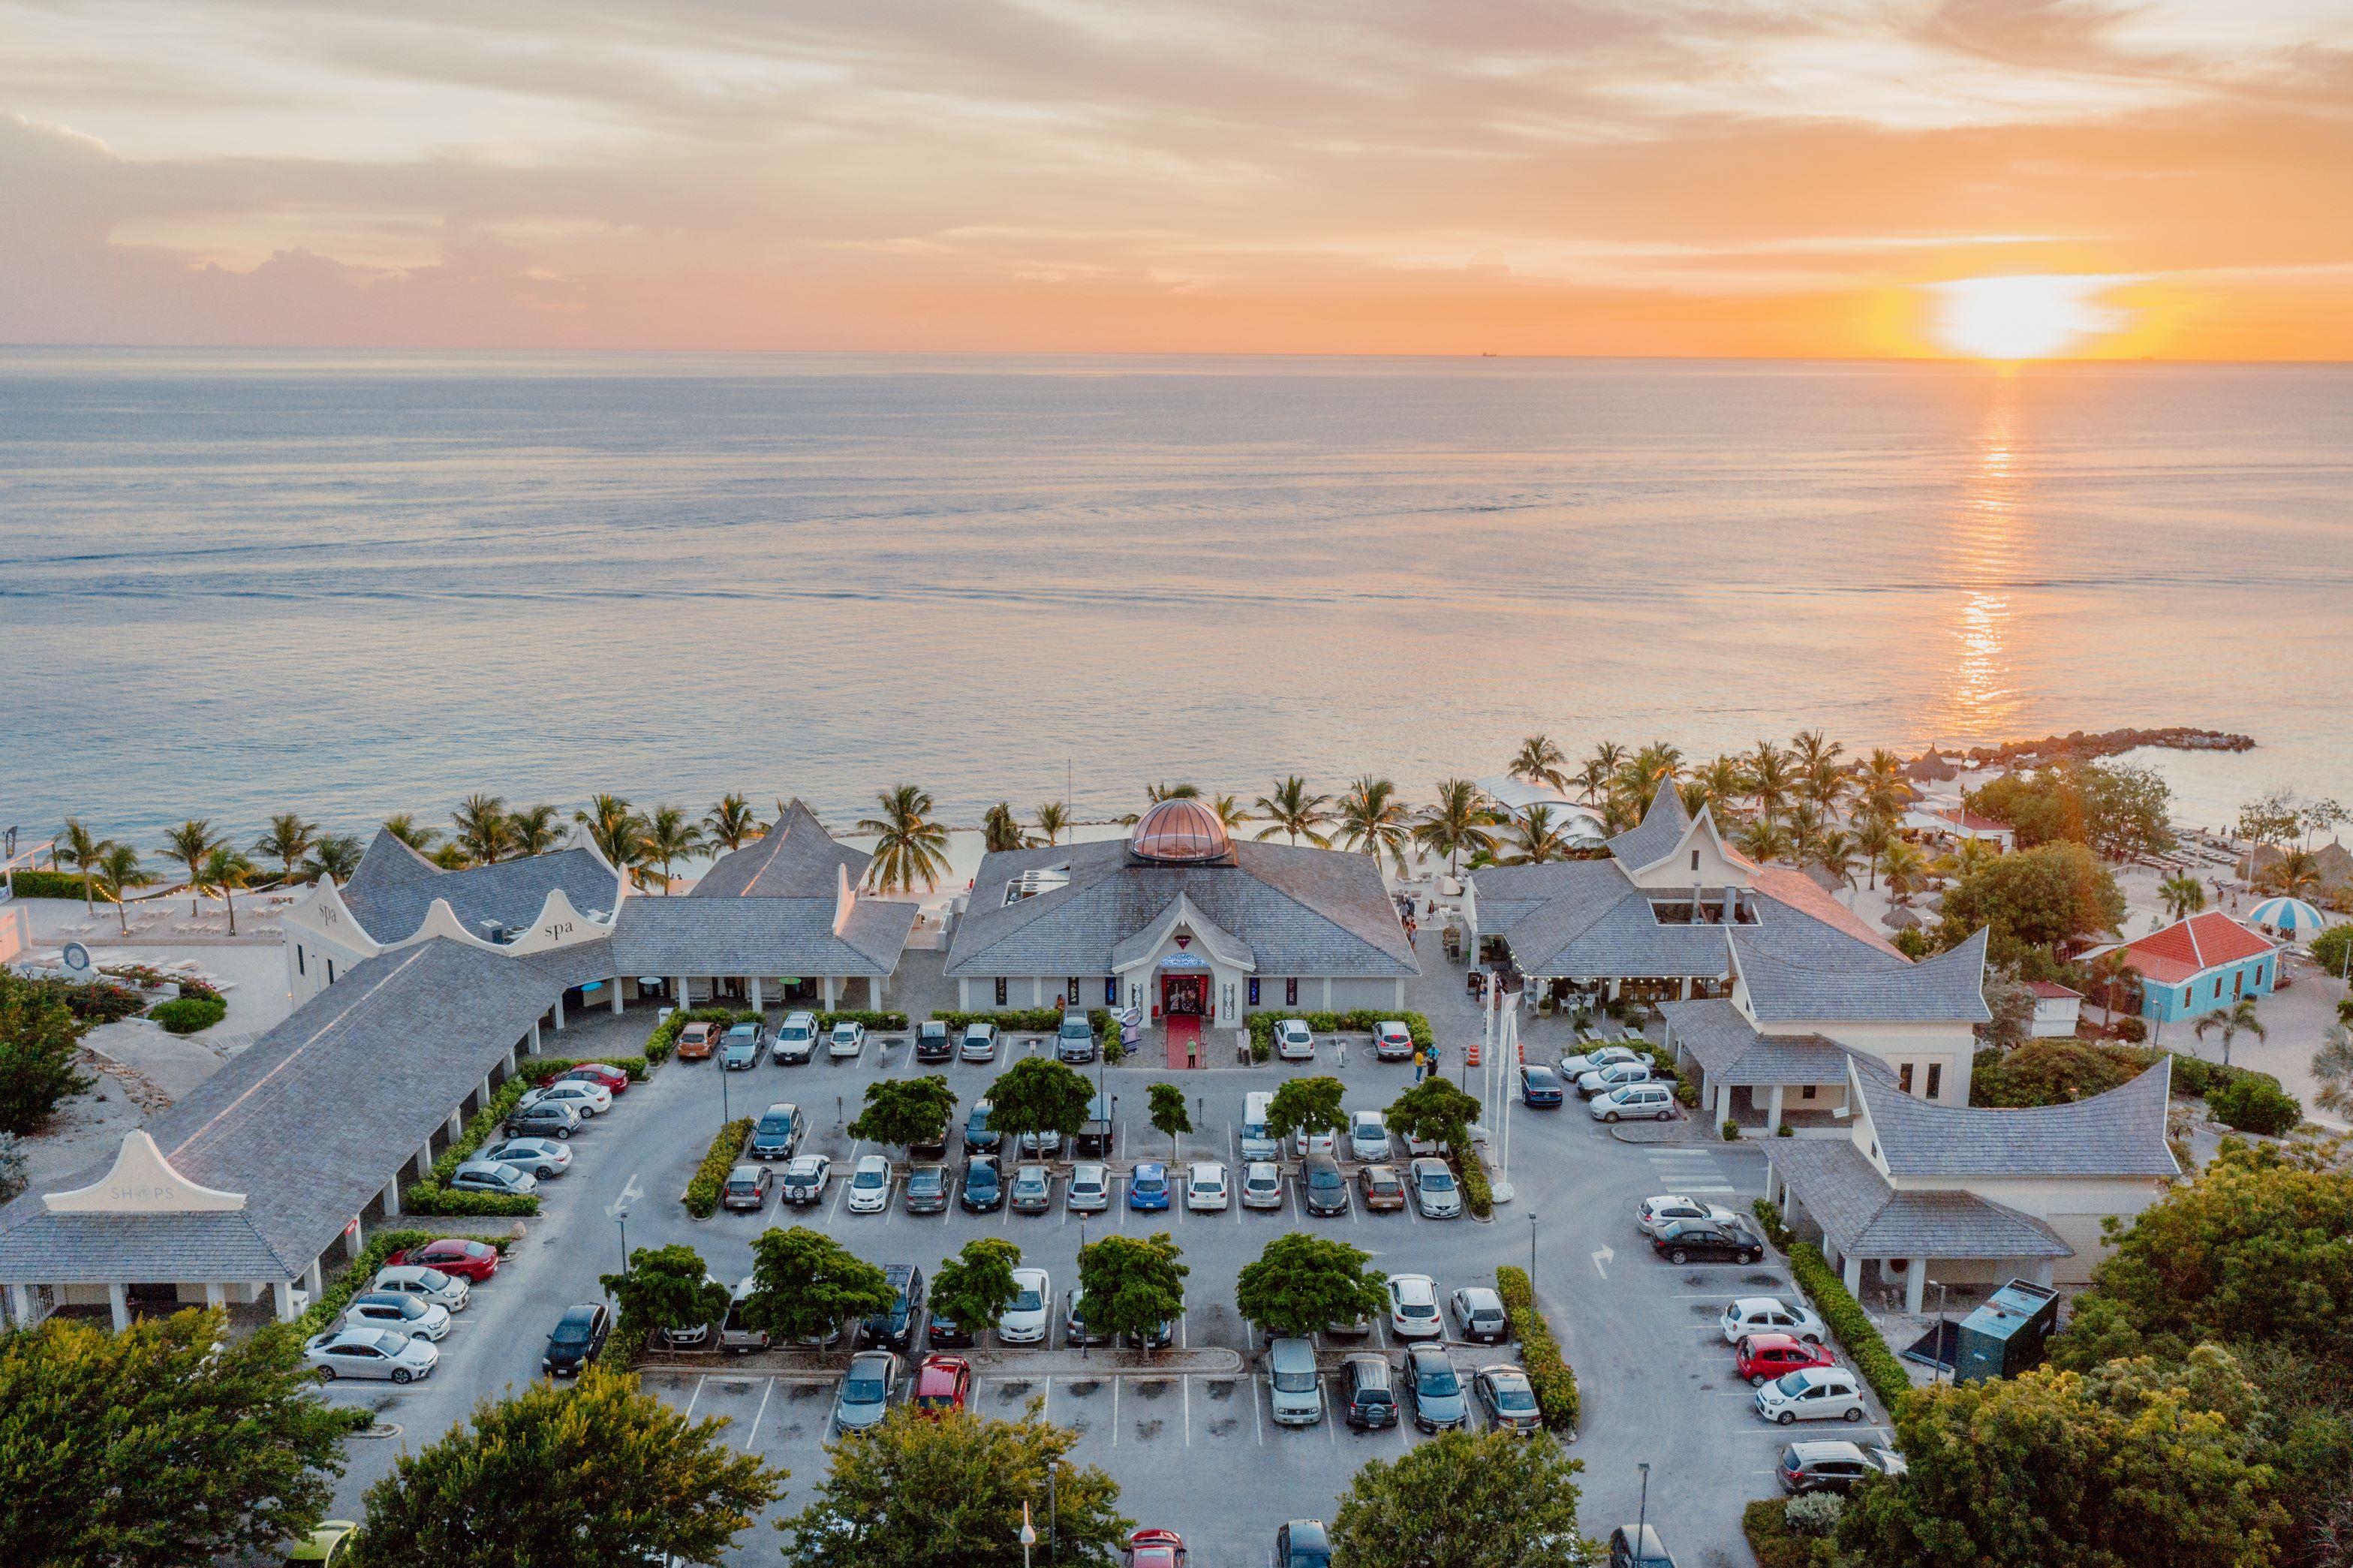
[305,1327,438,1383]
[835,1350,899,1431]
[449,1160,537,1197]
[344,1291,450,1341]
[1408,1157,1462,1220]
[829,1020,866,1059]
[1067,1163,1111,1214]
[371,1265,470,1312]
[478,1137,571,1179]
[1241,1160,1284,1210]
[1348,1111,1390,1163]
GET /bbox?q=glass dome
[1129,798,1233,864]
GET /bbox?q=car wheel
[1657,1109,1673,1122]
[316,1365,336,1383]
[1777,1410,1795,1425]
[1750,1373,1767,1387]
[1745,1250,1762,1264]
[1803,1333,1823,1345]
[1605,1112,1620,1124]
[1843,1406,1864,1422]
[538,1166,557,1179]
[555,1128,572,1139]
[1669,1249,1689,1265]
[392,1368,413,1385]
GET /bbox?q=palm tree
[575,795,646,875]
[1034,802,1070,847]
[2194,996,2267,1067]
[1785,802,1825,867]
[431,844,472,870]
[1510,736,1568,792]
[1500,805,1575,865]
[56,819,115,913]
[1791,730,1844,779]
[1855,816,1894,890]
[452,794,513,866]
[1815,830,1861,900]
[1253,778,1332,847]
[2087,949,2136,1028]
[160,820,224,915]
[1804,756,1850,816]
[1747,741,1793,826]
[1615,742,1684,820]
[1687,756,1747,819]
[2312,1024,2353,1119]
[982,803,1032,853]
[860,786,952,895]
[704,793,762,854]
[1738,818,1792,865]
[1334,777,1413,877]
[1145,782,1201,803]
[199,847,256,934]
[1580,742,1627,803]
[1415,779,1500,877]
[95,843,152,934]
[383,814,441,854]
[507,804,566,857]
[641,805,704,892]
[2264,848,2325,900]
[1208,793,1250,831]
[302,833,364,884]
[1943,837,1999,882]
[2159,873,2207,922]
[1858,748,1908,826]
[1878,839,1930,904]
[250,813,319,888]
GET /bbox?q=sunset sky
[2,0,2348,357]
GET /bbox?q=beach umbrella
[2247,896,2327,935]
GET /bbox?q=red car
[912,1354,973,1417]
[540,1062,629,1094]
[386,1237,501,1283]
[1737,1332,1837,1386]
[1125,1530,1187,1568]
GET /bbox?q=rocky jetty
[1956,727,2255,767]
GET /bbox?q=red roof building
[2114,912,2278,1023]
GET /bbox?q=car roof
[1135,1161,1164,1177]
[1392,1274,1436,1296]
[1789,1440,1867,1461]
[1734,1296,1796,1311]
[558,1303,600,1323]
[1742,1331,1810,1349]
[850,1348,893,1370]
[729,1163,763,1178]
[1287,1520,1331,1546]
[1073,1163,1108,1180]
[788,1153,826,1169]
[1365,1163,1401,1180]
[1012,1266,1047,1284]
[916,1359,966,1389]
[856,1153,890,1169]
[1457,1286,1503,1305]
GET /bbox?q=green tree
[1575,741,1626,805]
[2159,872,2207,922]
[2194,996,2267,1068]
[1815,828,1861,898]
[2309,923,2353,983]
[1415,778,1500,877]
[1978,967,2039,1051]
[928,1237,1024,1341]
[300,832,363,885]
[0,1308,357,1568]
[1936,841,2124,966]
[197,845,257,935]
[1738,817,1793,865]
[703,792,762,853]
[642,802,705,892]
[1235,1232,1387,1339]
[1854,814,1894,891]
[450,793,513,865]
[1385,1077,1482,1151]
[574,793,646,875]
[1967,760,2174,860]
[1500,804,1577,865]
[1145,781,1201,802]
[1509,734,1568,792]
[1336,775,1414,875]
[858,784,950,895]
[981,802,1032,853]
[1264,1075,1347,1148]
[1969,1038,2143,1107]
[742,1226,895,1353]
[2313,1025,2353,1119]
[1254,776,1333,847]
[159,817,224,915]
[350,1365,781,1568]
[1747,739,1793,823]
[381,813,440,853]
[600,1243,731,1346]
[1858,748,1909,826]
[781,1405,1129,1568]
[54,818,116,913]
[1074,1232,1187,1353]
[1838,1347,2282,1568]
[985,1057,1094,1151]
[1147,1082,1192,1160]
[505,802,566,856]
[849,1075,958,1151]
[1033,801,1070,847]
[249,812,319,887]
[1330,1429,1587,1568]
[94,841,152,934]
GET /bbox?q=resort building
[2027,980,2084,1037]
[2104,910,2278,1025]
[1471,775,1608,849]
[943,799,1418,1036]
[1763,1056,2178,1297]
[1899,803,2014,852]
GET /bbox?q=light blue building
[2120,912,2278,1024]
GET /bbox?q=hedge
[61,982,147,1024]
[934,1007,1109,1034]
[295,1227,513,1337]
[1495,1265,1579,1431]
[1750,1197,1796,1252]
[149,996,227,1034]
[2207,1075,2303,1136]
[404,1053,645,1216]
[1457,1148,1494,1220]
[1787,1241,1911,1413]
[647,1007,750,1063]
[5,869,95,900]
[684,1118,754,1219]
[1742,1498,1843,1568]
[817,1009,910,1031]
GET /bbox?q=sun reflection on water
[1939,390,2025,742]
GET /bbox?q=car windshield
[758,1116,790,1134]
[374,1332,409,1353]
[1016,1172,1045,1190]
[1014,1288,1042,1311]
[1309,1167,1341,1188]
[782,1024,811,1039]
[1417,1363,1460,1396]
[552,1317,594,1344]
[1492,1379,1537,1410]
[1273,1366,1318,1392]
[1775,1371,1816,1397]
[417,1269,451,1290]
[844,1375,886,1402]
[1420,1170,1455,1190]
[853,1169,883,1187]
[1400,1301,1435,1317]
[1135,1174,1163,1191]
[910,1170,942,1191]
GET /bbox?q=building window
[1067,977,1080,1008]
[1248,977,1261,1006]
[326,959,335,984]
[1286,977,1298,1006]
[1899,1063,1915,1094]
[1927,1062,1943,1100]
[1105,976,1118,1004]
[1690,849,1700,871]
[1801,1084,1817,1101]
[296,946,305,976]
[994,978,1007,1007]
[2234,970,2243,998]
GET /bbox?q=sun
[1927,275,2128,360]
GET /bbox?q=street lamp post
[1529,1212,1539,1292]
[1635,1462,1652,1552]
[1021,1501,1036,1568]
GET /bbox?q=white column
[552,994,565,1030]
[872,972,886,1007]
[528,1019,543,1055]
[1905,1260,1928,1314]
[1842,1252,1863,1295]
[823,975,839,1010]
[1031,977,1043,1006]
[1322,977,1333,1010]
[749,976,763,1013]
[1712,1081,1728,1122]
[610,978,624,1015]
[1767,1084,1785,1134]
[480,1075,493,1112]
[8,1284,32,1326]
[505,1044,517,1076]
[416,1143,435,1179]
[1395,977,1405,1008]
[345,1217,364,1260]
[381,1178,400,1218]
[445,1109,464,1141]
[204,1282,226,1308]
[958,977,970,1009]
[675,977,690,1007]
[108,1282,131,1332]
[273,1281,298,1322]
[1765,1165,1783,1205]
[305,1257,325,1299]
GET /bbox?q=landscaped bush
[1495,1265,1578,1431]
[934,1007,1110,1034]
[646,1007,745,1064]
[295,1227,513,1337]
[1456,1148,1493,1220]
[815,1009,909,1031]
[1723,1118,1742,1142]
[684,1118,754,1218]
[149,996,226,1034]
[1742,1498,1843,1568]
[2207,1074,2303,1136]
[1751,1197,1795,1252]
[1783,1492,1846,1539]
[2114,1015,2148,1043]
[1970,1039,2150,1106]
[1246,1010,1433,1053]
[1674,1082,1700,1107]
[5,869,92,901]
[175,977,224,1004]
[2165,1051,2278,1100]
[1787,1242,1911,1413]
[60,981,148,1024]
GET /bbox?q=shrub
[815,1010,910,1031]
[1494,1265,1578,1430]
[684,1118,754,1218]
[296,1227,513,1337]
[175,977,224,1004]
[403,1052,643,1216]
[1787,1242,1910,1413]
[2207,1075,2302,1136]
[1891,927,1934,960]
[1247,1010,1433,1054]
[1742,1498,1842,1568]
[1776,1123,1795,1137]
[1457,1148,1493,1220]
[61,981,148,1024]
[1969,1038,2150,1107]
[149,996,227,1034]
[1722,1119,1742,1142]
[1674,1081,1699,1107]
[2115,1015,2148,1043]
[4,869,91,900]
[1751,1197,1795,1251]
[1783,1492,1846,1538]
[397,1184,537,1217]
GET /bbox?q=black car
[964,1100,1000,1154]
[925,1310,974,1349]
[1651,1217,1764,1266]
[1518,1064,1564,1107]
[1404,1344,1467,1433]
[1301,1153,1348,1217]
[1341,1354,1398,1429]
[1277,1520,1334,1568]
[961,1155,1003,1212]
[904,1164,950,1215]
[542,1303,610,1377]
[914,1020,954,1063]
[861,1264,927,1350]
[748,1103,802,1161]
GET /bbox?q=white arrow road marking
[606,1172,643,1222]
[1590,1245,1614,1278]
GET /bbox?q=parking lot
[315,1010,1891,1568]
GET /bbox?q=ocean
[3,349,2348,872]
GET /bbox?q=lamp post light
[1020,1501,1037,1568]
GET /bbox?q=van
[1241,1091,1279,1163]
[1267,1336,1324,1425]
[720,1276,769,1354]
[1075,1093,1115,1157]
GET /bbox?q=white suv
[1590,1082,1674,1122]
[1274,1019,1315,1061]
[773,1012,820,1064]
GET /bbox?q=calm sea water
[3,349,2348,868]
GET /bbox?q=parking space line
[744,1377,775,1449]
[1253,1368,1265,1444]
[683,1375,707,1421]
[1183,1374,1192,1446]
[1325,1376,1337,1446]
[1111,1376,1120,1446]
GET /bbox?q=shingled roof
[1659,998,1860,1087]
[1763,1139,2073,1261]
[1606,787,1692,870]
[338,829,621,946]
[1735,928,1993,1024]
[611,893,913,977]
[691,800,870,900]
[1857,1056,2178,1179]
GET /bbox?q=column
[1766,1084,1785,1134]
[345,1217,364,1260]
[1322,977,1333,1010]
[416,1143,435,1179]
[1031,977,1043,1006]
[823,975,839,1010]
[8,1284,32,1326]
[446,1108,465,1142]
[528,1019,543,1055]
[552,993,565,1030]
[204,1282,226,1308]
[958,977,970,1009]
[1711,1081,1728,1123]
[1764,1165,1783,1206]
[381,1178,400,1218]
[1842,1252,1863,1295]
[108,1282,131,1332]
[505,1043,518,1076]
[1395,977,1406,1008]
[305,1257,325,1299]
[1905,1260,1928,1314]
[272,1281,298,1323]
[480,1075,494,1112]
[674,977,690,1008]
[872,972,886,1007]
[610,977,624,1016]
[749,976,763,1013]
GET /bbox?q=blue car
[1519,1064,1564,1107]
[1128,1162,1171,1211]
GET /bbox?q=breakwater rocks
[1960,727,2255,766]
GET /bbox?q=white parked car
[1292,1124,1337,1159]
[1723,1297,1827,1346]
[1408,1157,1462,1219]
[372,1265,471,1312]
[778,1153,832,1205]
[1067,1163,1112,1214]
[829,1020,866,1058]
[305,1327,438,1383]
[1590,1082,1676,1122]
[999,1268,1051,1344]
[1575,1061,1651,1099]
[1386,1273,1443,1340]
[1186,1160,1229,1211]
[773,1011,820,1064]
[478,1137,572,1179]
[1241,1161,1284,1210]
[846,1154,892,1214]
[344,1291,450,1341]
[1274,1019,1316,1061]
[1348,1111,1389,1163]
[521,1079,611,1118]
[1560,1045,1642,1079]
[1638,1195,1739,1238]
[448,1160,537,1197]
[1755,1366,1866,1425]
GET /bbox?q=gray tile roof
[1857,1056,2179,1179]
[691,800,871,900]
[1607,787,1691,870]
[1661,999,1860,1087]
[1109,894,1256,972]
[1763,1139,2073,1260]
[0,939,569,1285]
[611,894,913,978]
[339,829,621,946]
[1735,928,1993,1023]
[946,839,1416,980]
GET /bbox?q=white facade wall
[1762,1017,1976,1106]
